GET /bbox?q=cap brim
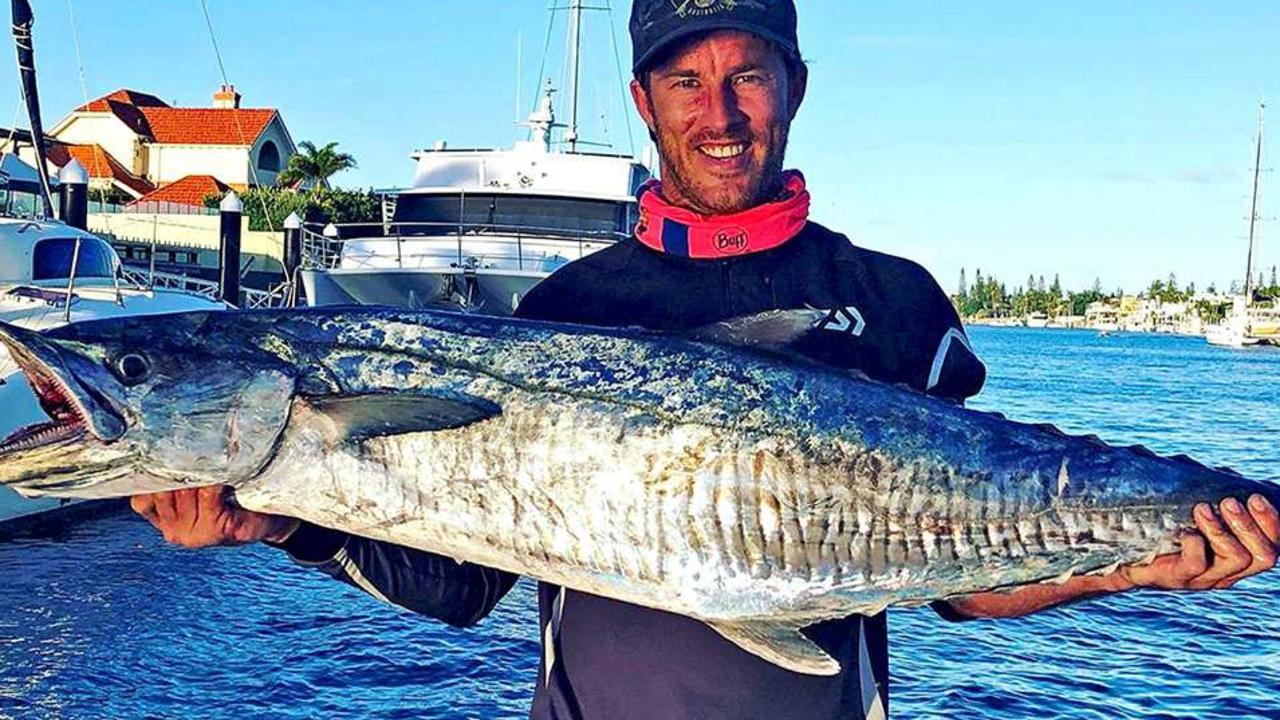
[633,20,799,74]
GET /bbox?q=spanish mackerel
[0,309,1275,675]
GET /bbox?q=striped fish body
[0,309,1274,674]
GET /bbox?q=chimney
[213,84,241,109]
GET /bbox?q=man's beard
[654,123,790,216]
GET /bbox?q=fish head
[0,315,296,497]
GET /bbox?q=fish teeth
[0,420,84,454]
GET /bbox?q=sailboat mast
[10,0,55,216]
[1244,103,1265,301]
[566,0,583,153]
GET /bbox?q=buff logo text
[714,228,749,254]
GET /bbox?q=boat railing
[301,221,630,272]
[118,265,292,309]
[242,282,293,309]
[119,265,220,300]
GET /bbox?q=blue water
[1,328,1277,719]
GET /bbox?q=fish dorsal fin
[705,619,841,676]
[689,309,826,351]
[301,392,500,441]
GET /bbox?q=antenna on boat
[1244,103,1265,303]
[518,79,563,152]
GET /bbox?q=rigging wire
[3,89,23,154]
[604,0,636,156]
[198,0,275,234]
[64,0,115,222]
[530,0,558,118]
[198,0,230,92]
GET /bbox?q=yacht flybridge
[301,2,652,315]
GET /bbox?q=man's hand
[946,494,1280,620]
[1121,495,1280,591]
[130,486,300,549]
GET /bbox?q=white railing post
[63,236,82,323]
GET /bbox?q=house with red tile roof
[7,85,297,206]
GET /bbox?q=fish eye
[114,353,152,385]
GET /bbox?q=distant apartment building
[2,85,295,208]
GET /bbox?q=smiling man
[131,1,1280,718]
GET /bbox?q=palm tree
[278,141,357,189]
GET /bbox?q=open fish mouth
[0,322,124,456]
[0,378,89,453]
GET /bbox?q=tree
[958,268,968,298]
[204,185,379,231]
[278,141,358,189]
[1147,278,1164,300]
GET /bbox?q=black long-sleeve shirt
[277,222,986,720]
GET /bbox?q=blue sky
[5,1,1278,294]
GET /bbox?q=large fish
[0,309,1274,675]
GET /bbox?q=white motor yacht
[302,83,649,315]
[0,156,225,530]
[302,1,652,315]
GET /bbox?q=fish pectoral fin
[705,619,841,676]
[688,309,825,351]
[302,392,501,441]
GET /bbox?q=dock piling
[218,191,243,306]
[57,159,88,230]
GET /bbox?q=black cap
[630,0,799,75]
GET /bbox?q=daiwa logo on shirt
[819,306,866,337]
[714,227,749,254]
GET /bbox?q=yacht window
[392,194,629,238]
[5,189,42,219]
[32,237,117,280]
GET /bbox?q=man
[132,1,1280,718]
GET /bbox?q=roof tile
[76,88,169,112]
[74,88,276,145]
[137,107,276,145]
[45,143,154,197]
[130,174,232,208]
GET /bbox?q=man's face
[631,30,805,216]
